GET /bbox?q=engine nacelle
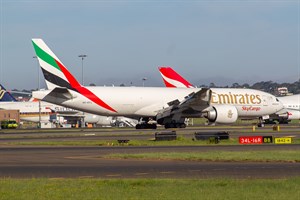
[204,105,238,124]
[84,114,101,124]
[84,115,113,126]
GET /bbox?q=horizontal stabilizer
[46,87,76,100]
[32,88,76,105]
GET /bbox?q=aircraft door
[262,95,269,106]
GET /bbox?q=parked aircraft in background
[0,84,18,102]
[158,66,293,125]
[0,84,53,122]
[159,67,194,88]
[31,39,284,128]
[271,95,300,123]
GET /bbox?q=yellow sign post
[274,137,292,144]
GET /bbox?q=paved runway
[0,145,299,179]
[0,126,299,179]
[1,125,300,143]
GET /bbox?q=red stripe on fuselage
[75,86,117,113]
[55,60,117,113]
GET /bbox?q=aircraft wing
[156,88,212,119]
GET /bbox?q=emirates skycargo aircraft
[159,66,290,125]
[31,39,284,129]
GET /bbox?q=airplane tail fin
[158,66,194,88]
[31,39,117,113]
[31,39,82,90]
[0,84,17,102]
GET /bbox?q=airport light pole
[33,56,40,90]
[33,55,41,128]
[78,54,87,128]
[142,77,147,87]
[78,54,87,86]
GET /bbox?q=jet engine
[84,114,101,124]
[204,105,238,124]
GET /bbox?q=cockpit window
[276,98,279,102]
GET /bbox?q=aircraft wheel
[135,124,141,129]
[180,123,186,128]
[164,123,170,129]
[257,123,264,128]
[176,123,181,128]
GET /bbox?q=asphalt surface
[0,145,299,179]
[0,126,299,179]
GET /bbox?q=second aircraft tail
[0,84,17,102]
[158,66,194,88]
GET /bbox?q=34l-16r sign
[239,136,291,144]
[239,136,263,144]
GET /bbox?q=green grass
[190,118,300,126]
[0,178,299,200]
[104,150,300,163]
[3,136,299,146]
[0,139,238,146]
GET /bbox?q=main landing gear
[164,122,186,129]
[135,117,157,129]
[257,117,265,127]
[135,123,157,129]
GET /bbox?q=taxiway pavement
[0,145,299,179]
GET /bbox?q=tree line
[199,80,300,95]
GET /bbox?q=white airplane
[272,95,300,123]
[31,39,284,129]
[0,84,137,126]
[159,66,293,125]
[0,84,53,122]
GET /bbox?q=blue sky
[0,0,299,90]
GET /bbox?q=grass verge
[104,150,300,163]
[3,137,300,146]
[0,178,299,200]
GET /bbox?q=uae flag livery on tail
[32,39,117,113]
